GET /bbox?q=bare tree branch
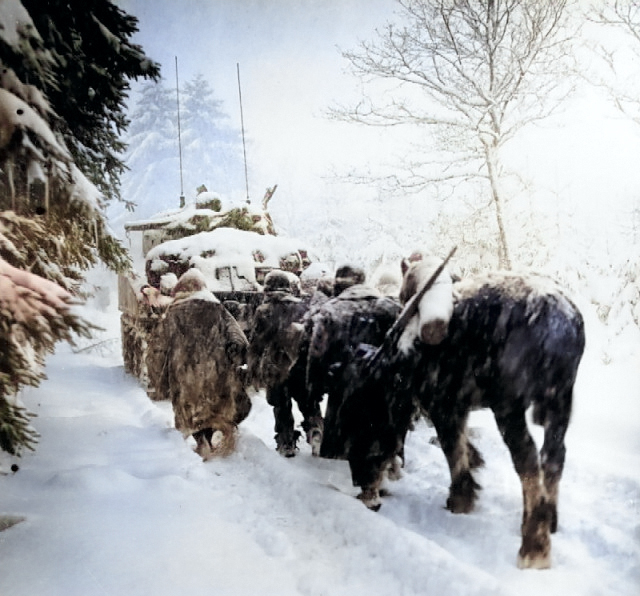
[332,0,576,267]
[588,0,640,125]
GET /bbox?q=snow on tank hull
[118,199,312,399]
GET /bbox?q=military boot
[304,416,324,457]
[275,429,301,458]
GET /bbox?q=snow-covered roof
[125,203,216,230]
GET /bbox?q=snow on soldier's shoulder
[368,263,403,299]
[337,284,382,301]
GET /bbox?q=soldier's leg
[192,428,214,459]
[267,384,299,457]
[286,366,324,455]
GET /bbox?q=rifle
[362,246,457,375]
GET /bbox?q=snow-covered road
[0,307,638,596]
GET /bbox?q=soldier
[247,270,324,457]
[306,264,402,459]
[153,269,251,459]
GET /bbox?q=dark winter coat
[247,290,308,390]
[306,285,402,458]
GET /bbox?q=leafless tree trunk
[332,0,576,269]
[482,136,511,268]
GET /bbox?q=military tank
[118,190,312,398]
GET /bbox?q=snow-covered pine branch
[0,0,156,455]
[0,254,93,454]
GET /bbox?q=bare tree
[587,1,640,246]
[589,1,640,122]
[333,0,576,268]
[593,0,640,40]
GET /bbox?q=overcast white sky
[117,0,640,266]
[119,0,397,206]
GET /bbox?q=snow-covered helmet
[172,268,207,296]
[264,269,295,293]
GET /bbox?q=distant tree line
[119,74,245,221]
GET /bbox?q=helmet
[334,264,365,295]
[172,268,208,296]
[263,270,295,293]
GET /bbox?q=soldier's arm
[306,313,333,407]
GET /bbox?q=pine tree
[181,74,244,198]
[119,78,181,218]
[0,0,159,455]
[0,216,93,454]
[119,73,244,220]
[20,0,160,203]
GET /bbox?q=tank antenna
[237,62,250,204]
[175,56,185,208]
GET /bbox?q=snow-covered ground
[0,275,639,596]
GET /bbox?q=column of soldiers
[151,262,402,461]
[246,264,401,459]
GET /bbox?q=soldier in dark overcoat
[306,265,402,459]
[247,270,327,456]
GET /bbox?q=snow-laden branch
[0,257,73,321]
[587,0,640,126]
